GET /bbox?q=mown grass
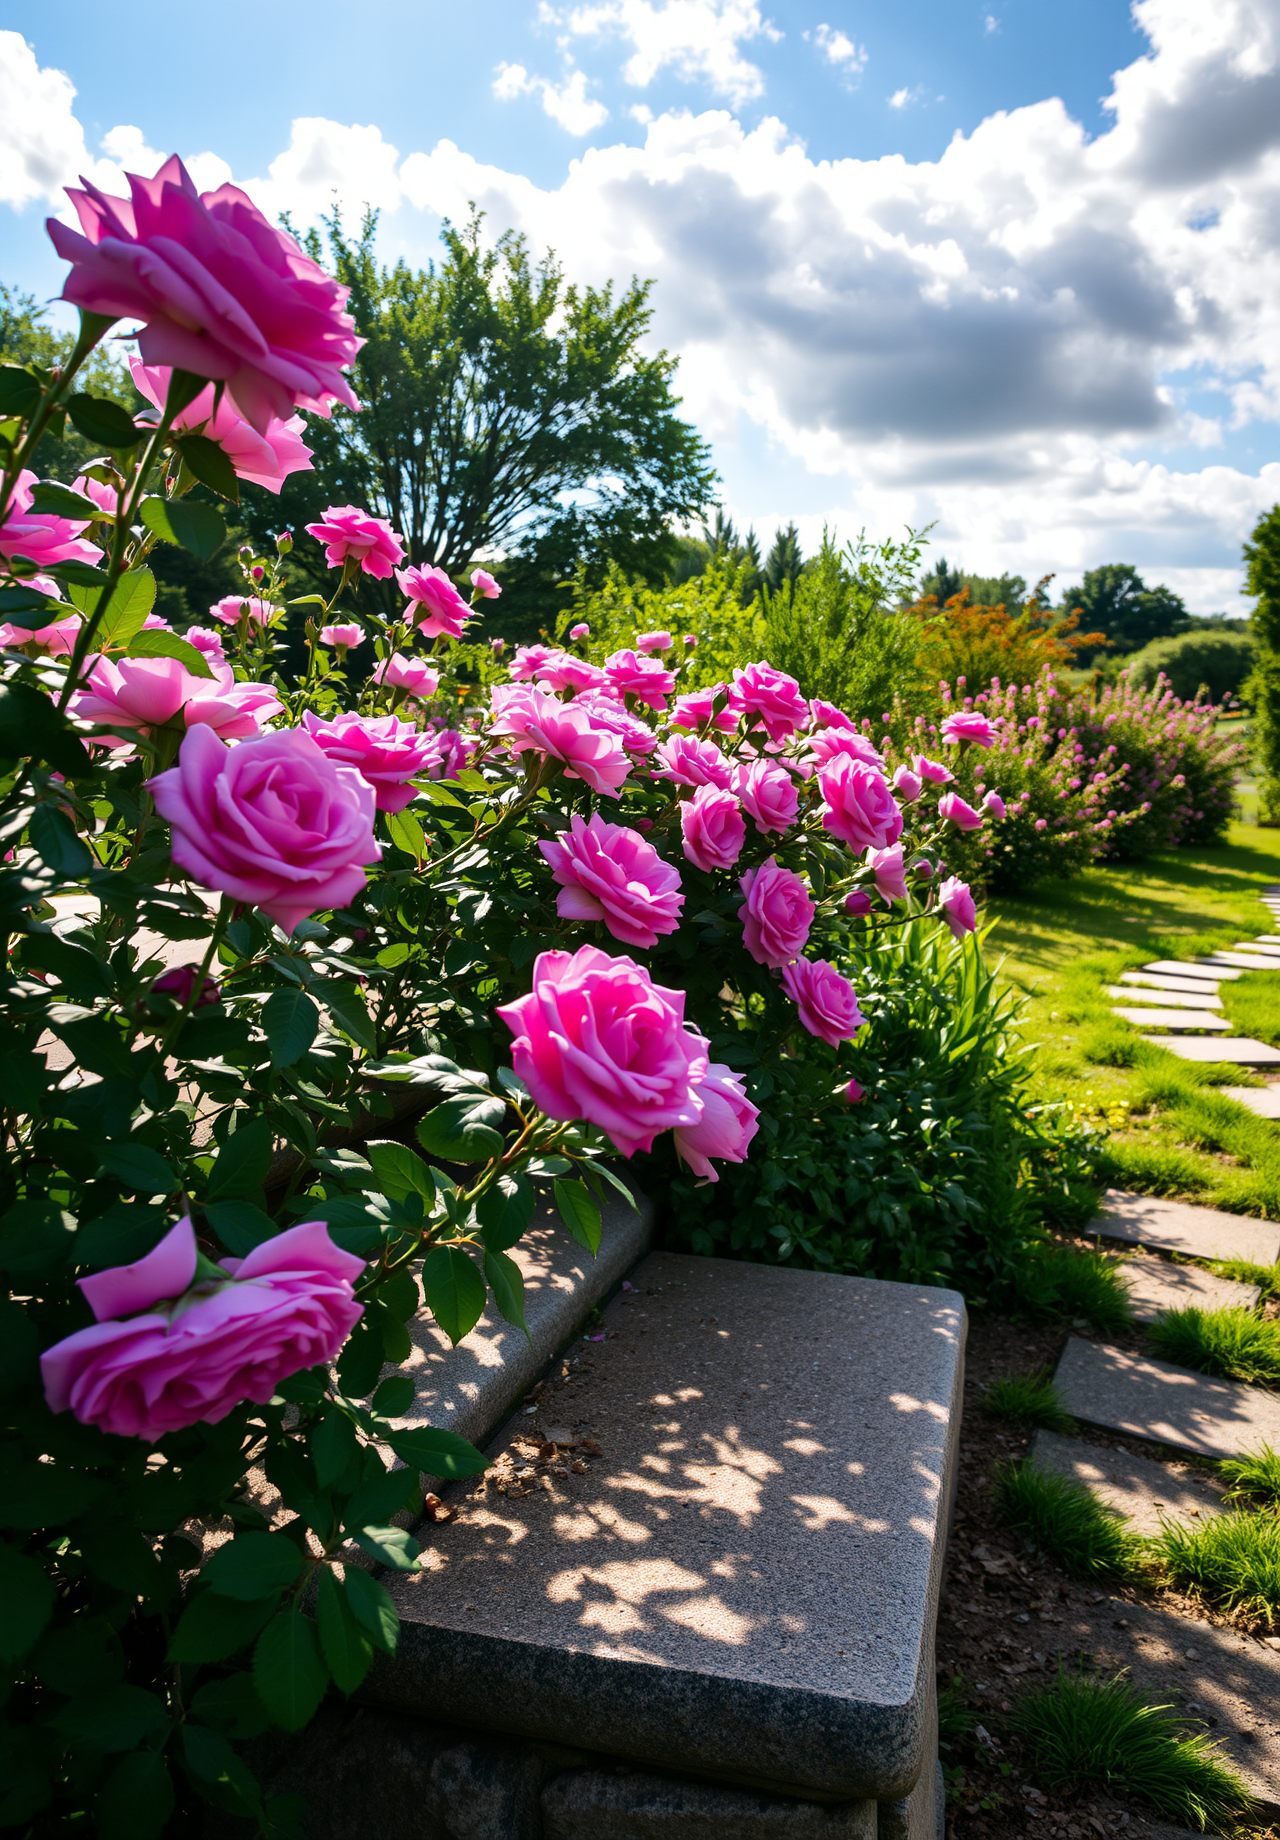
[1009,1671,1253,1831]
[1147,1306,1280,1387]
[997,1463,1147,1579]
[986,821,1280,1220]
[1151,1509,1280,1627]
[1219,1443,1280,1508]
[1014,1244,1135,1334]
[1211,1255,1280,1299]
[984,1371,1076,1431]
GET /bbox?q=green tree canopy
[1058,562,1188,656]
[247,212,715,630]
[1126,627,1255,704]
[1246,505,1280,817]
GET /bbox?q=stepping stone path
[1222,1084,1280,1119]
[1144,959,1241,979]
[1091,1189,1280,1264]
[1114,1252,1261,1320]
[1147,1035,1280,1063]
[1197,952,1280,971]
[1104,985,1222,1009]
[1028,1428,1225,1534]
[1110,1008,1231,1031]
[1119,971,1222,994]
[1053,1337,1280,1459]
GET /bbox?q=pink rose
[470,568,501,599]
[736,759,799,834]
[396,565,472,639]
[938,791,984,831]
[844,890,874,917]
[574,691,661,756]
[72,473,122,517]
[982,790,1006,819]
[809,728,885,771]
[373,654,440,699]
[151,964,220,1008]
[636,630,673,653]
[673,1063,759,1182]
[320,622,363,652]
[569,622,590,640]
[147,725,379,934]
[0,470,102,571]
[938,876,977,937]
[489,684,630,796]
[496,945,708,1157]
[536,652,610,694]
[809,697,854,730]
[509,644,561,681]
[817,756,903,852]
[671,685,737,734]
[209,595,281,628]
[0,610,83,656]
[131,361,312,493]
[539,812,684,949]
[728,662,808,742]
[653,733,733,790]
[892,764,923,802]
[604,649,676,709]
[738,857,814,968]
[866,843,907,902]
[780,958,866,1046]
[50,156,361,431]
[40,1217,364,1441]
[913,754,953,785]
[305,506,405,579]
[301,709,440,814]
[680,784,746,871]
[845,1077,866,1103]
[941,712,996,748]
[683,634,697,648]
[184,625,226,662]
[70,654,281,742]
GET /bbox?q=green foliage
[1126,628,1255,705]
[1147,1305,1280,1386]
[1013,1244,1135,1334]
[1010,1670,1252,1829]
[560,555,763,685]
[998,1463,1147,1578]
[1058,562,1189,660]
[1152,1508,1280,1627]
[1247,504,1280,821]
[1218,1443,1280,1508]
[984,1372,1076,1431]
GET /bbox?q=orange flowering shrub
[915,584,1104,690]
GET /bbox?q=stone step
[1197,952,1280,972]
[369,1255,966,1823]
[1028,1428,1226,1534]
[1220,1084,1280,1120]
[1053,1335,1280,1459]
[1248,939,1280,953]
[1146,1035,1280,1064]
[1119,971,1223,995]
[1090,1189,1280,1264]
[1144,959,1239,980]
[1104,986,1222,1010]
[1110,1009,1231,1032]
[1115,1252,1261,1320]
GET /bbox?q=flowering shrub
[0,155,989,1834]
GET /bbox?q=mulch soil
[938,1310,1280,1840]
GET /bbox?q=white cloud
[811,23,868,84]
[984,14,1000,34]
[888,85,922,109]
[547,1,781,104]
[493,61,609,134]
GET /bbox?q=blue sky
[2,0,1279,610]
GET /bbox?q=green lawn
[985,821,1280,1219]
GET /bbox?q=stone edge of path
[1027,1427,1226,1535]
[1090,1188,1280,1266]
[1113,1252,1261,1321]
[1145,1036,1280,1064]
[1052,1335,1280,1460]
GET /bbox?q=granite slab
[1248,939,1280,953]
[1197,952,1280,972]
[1115,1253,1260,1320]
[1110,1009,1230,1031]
[1053,1337,1280,1459]
[1104,986,1222,1010]
[368,1256,967,1805]
[1221,1084,1280,1120]
[1118,972,1222,995]
[1146,1036,1280,1064]
[1028,1429,1226,1535]
[1089,1189,1280,1264]
[1143,960,1239,980]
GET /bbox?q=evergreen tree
[764,522,804,598]
[918,555,964,605]
[1245,506,1280,818]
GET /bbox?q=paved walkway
[1108,888,1280,1064]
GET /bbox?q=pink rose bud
[892,765,923,802]
[843,890,874,917]
[684,634,697,648]
[539,812,684,949]
[845,1077,866,1104]
[569,622,590,640]
[470,567,501,599]
[305,506,406,578]
[938,875,977,938]
[914,858,935,879]
[866,842,908,902]
[941,712,996,747]
[937,791,984,831]
[151,965,220,1008]
[276,530,293,553]
[250,565,265,581]
[320,622,363,651]
[492,637,506,655]
[982,790,1007,819]
[673,1063,759,1182]
[780,957,866,1046]
[739,858,814,968]
[680,783,746,872]
[374,654,440,699]
[636,630,674,653]
[40,1217,364,1441]
[497,945,709,1157]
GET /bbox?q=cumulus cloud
[810,24,868,85]
[493,62,609,134]
[545,0,781,104]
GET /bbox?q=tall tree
[764,522,803,599]
[1057,563,1188,658]
[917,555,964,606]
[248,212,715,630]
[1245,506,1280,818]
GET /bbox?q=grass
[938,1677,979,1755]
[1151,1508,1280,1627]
[1146,1305,1280,1386]
[997,1462,1147,1579]
[984,1371,1076,1431]
[1009,1670,1253,1831]
[1014,1244,1135,1334]
[1218,1443,1280,1508]
[1211,1255,1280,1299]
[986,820,1280,1219]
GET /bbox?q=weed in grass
[998,1462,1147,1579]
[1147,1306,1280,1386]
[1152,1508,1280,1627]
[1015,1245,1135,1334]
[1009,1670,1252,1831]
[938,1678,978,1755]
[1212,1257,1280,1299]
[1218,1443,1280,1508]
[984,1371,1076,1431]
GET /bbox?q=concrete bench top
[367,1255,967,1805]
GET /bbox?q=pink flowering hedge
[0,154,1001,1835]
